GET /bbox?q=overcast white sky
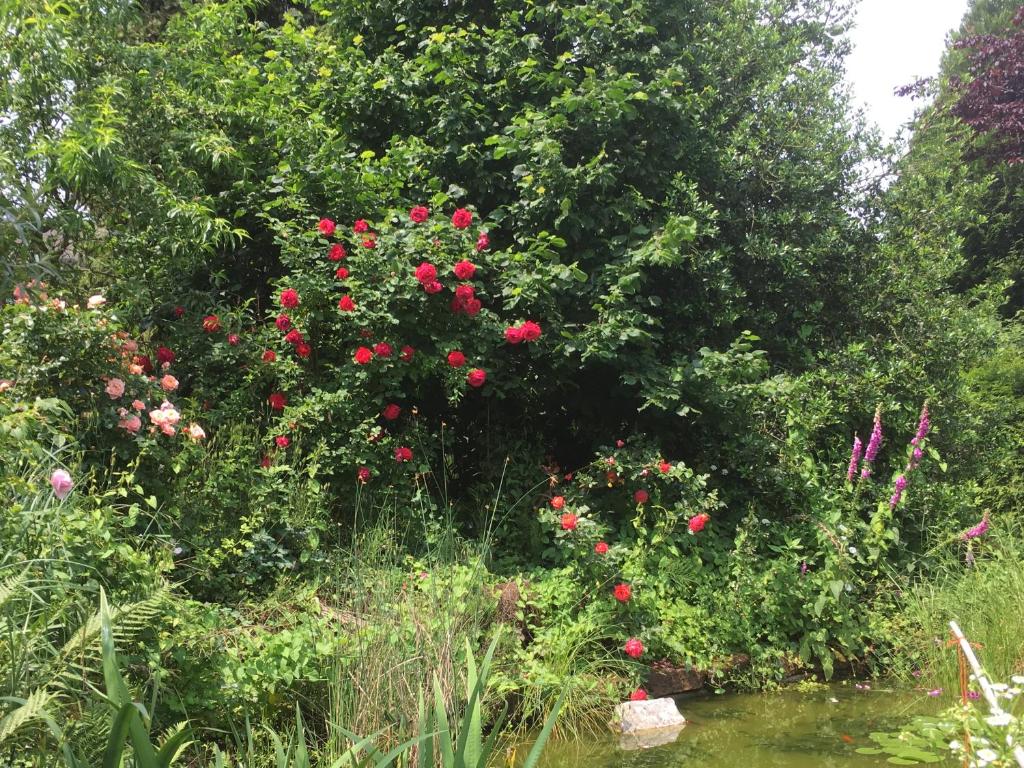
[845,0,971,140]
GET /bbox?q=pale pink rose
[132,399,145,411]
[160,375,179,392]
[50,469,73,499]
[105,378,125,399]
[118,414,142,433]
[186,423,206,441]
[128,364,143,375]
[122,340,138,354]
[87,295,106,309]
[149,402,180,435]
[50,299,66,311]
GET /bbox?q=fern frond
[0,688,60,747]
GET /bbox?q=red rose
[275,435,290,448]
[276,314,291,332]
[284,328,303,345]
[453,260,476,280]
[279,288,300,308]
[262,349,277,362]
[362,236,376,249]
[202,315,221,333]
[613,583,632,603]
[415,262,437,284]
[455,284,475,302]
[268,392,287,411]
[400,345,415,362]
[467,368,486,387]
[354,346,373,364]
[451,208,473,229]
[357,466,372,483]
[335,266,349,280]
[296,342,311,359]
[520,320,542,341]
[424,280,443,295]
[318,218,336,236]
[464,298,481,316]
[409,205,429,223]
[394,446,413,462]
[633,489,649,505]
[629,688,648,702]
[450,297,464,315]
[173,306,185,319]
[616,439,625,448]
[688,513,709,534]
[328,243,347,261]
[260,454,272,468]
[156,346,175,365]
[560,513,578,531]
[447,350,466,368]
[353,219,369,233]
[475,232,489,252]
[135,355,154,373]
[594,541,609,555]
[504,326,524,345]
[227,333,241,346]
[373,342,392,358]
[659,460,672,474]
[551,495,565,510]
[338,295,355,312]
[382,403,401,421]
[624,638,644,658]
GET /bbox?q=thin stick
[948,621,1024,768]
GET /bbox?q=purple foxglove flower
[847,436,863,482]
[914,403,930,443]
[889,474,908,508]
[961,513,990,541]
[861,407,883,478]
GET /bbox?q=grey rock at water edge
[612,697,687,750]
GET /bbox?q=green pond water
[522,683,946,768]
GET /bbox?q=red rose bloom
[362,236,376,249]
[453,260,476,280]
[624,638,644,658]
[296,342,312,359]
[260,454,272,468]
[475,232,489,252]
[338,295,355,312]
[504,326,524,345]
[135,354,154,373]
[394,446,413,462]
[447,350,466,368]
[415,262,437,284]
[357,466,372,483]
[382,403,401,421]
[335,266,349,280]
[328,243,346,261]
[400,345,415,362]
[551,495,565,510]
[613,583,632,603]
[409,205,429,223]
[521,320,542,341]
[318,218,336,236]
[173,306,185,319]
[373,342,392,358]
[688,513,709,534]
[594,541,609,555]
[659,460,672,474]
[284,328,303,345]
[227,333,241,346]
[450,297,464,314]
[464,298,482,316]
[633,489,649,505]
[354,346,373,364]
[467,368,486,387]
[353,219,369,233]
[268,392,287,411]
[424,280,443,295]
[455,284,475,302]
[155,346,175,365]
[275,435,290,449]
[279,288,300,308]
[262,349,277,362]
[451,208,473,229]
[202,315,221,333]
[630,688,648,702]
[560,513,578,531]
[275,314,291,331]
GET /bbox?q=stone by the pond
[613,697,687,734]
[618,723,686,751]
[647,659,706,696]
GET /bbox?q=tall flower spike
[889,474,908,509]
[860,406,883,479]
[847,435,863,482]
[913,402,930,444]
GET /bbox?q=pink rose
[105,378,125,399]
[50,469,73,499]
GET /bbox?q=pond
[522,683,946,767]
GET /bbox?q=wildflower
[328,243,346,261]
[202,315,221,333]
[382,404,401,421]
[338,295,355,312]
[927,689,943,697]
[394,446,413,462]
[415,262,438,284]
[160,375,179,393]
[453,260,476,280]
[186,423,206,441]
[961,513,990,541]
[409,205,429,223]
[451,208,473,229]
[50,469,73,499]
[353,219,369,233]
[262,350,277,363]
[268,392,287,411]
[560,513,578,531]
[613,583,632,602]
[914,402,930,443]
[594,541,609,555]
[105,378,125,399]
[846,436,862,482]
[318,218,336,236]
[889,474,908,508]
[634,489,649,505]
[354,346,373,364]
[275,435,290,448]
[447,350,466,368]
[629,688,648,701]
[400,345,415,362]
[279,288,300,308]
[467,368,487,388]
[87,294,106,309]
[688,513,709,534]
[986,713,1013,727]
[475,231,490,251]
[156,346,175,365]
[624,638,644,658]
[374,342,393,358]
[357,466,371,483]
[860,406,883,478]
[276,314,292,331]
[967,690,980,700]
[551,496,565,510]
